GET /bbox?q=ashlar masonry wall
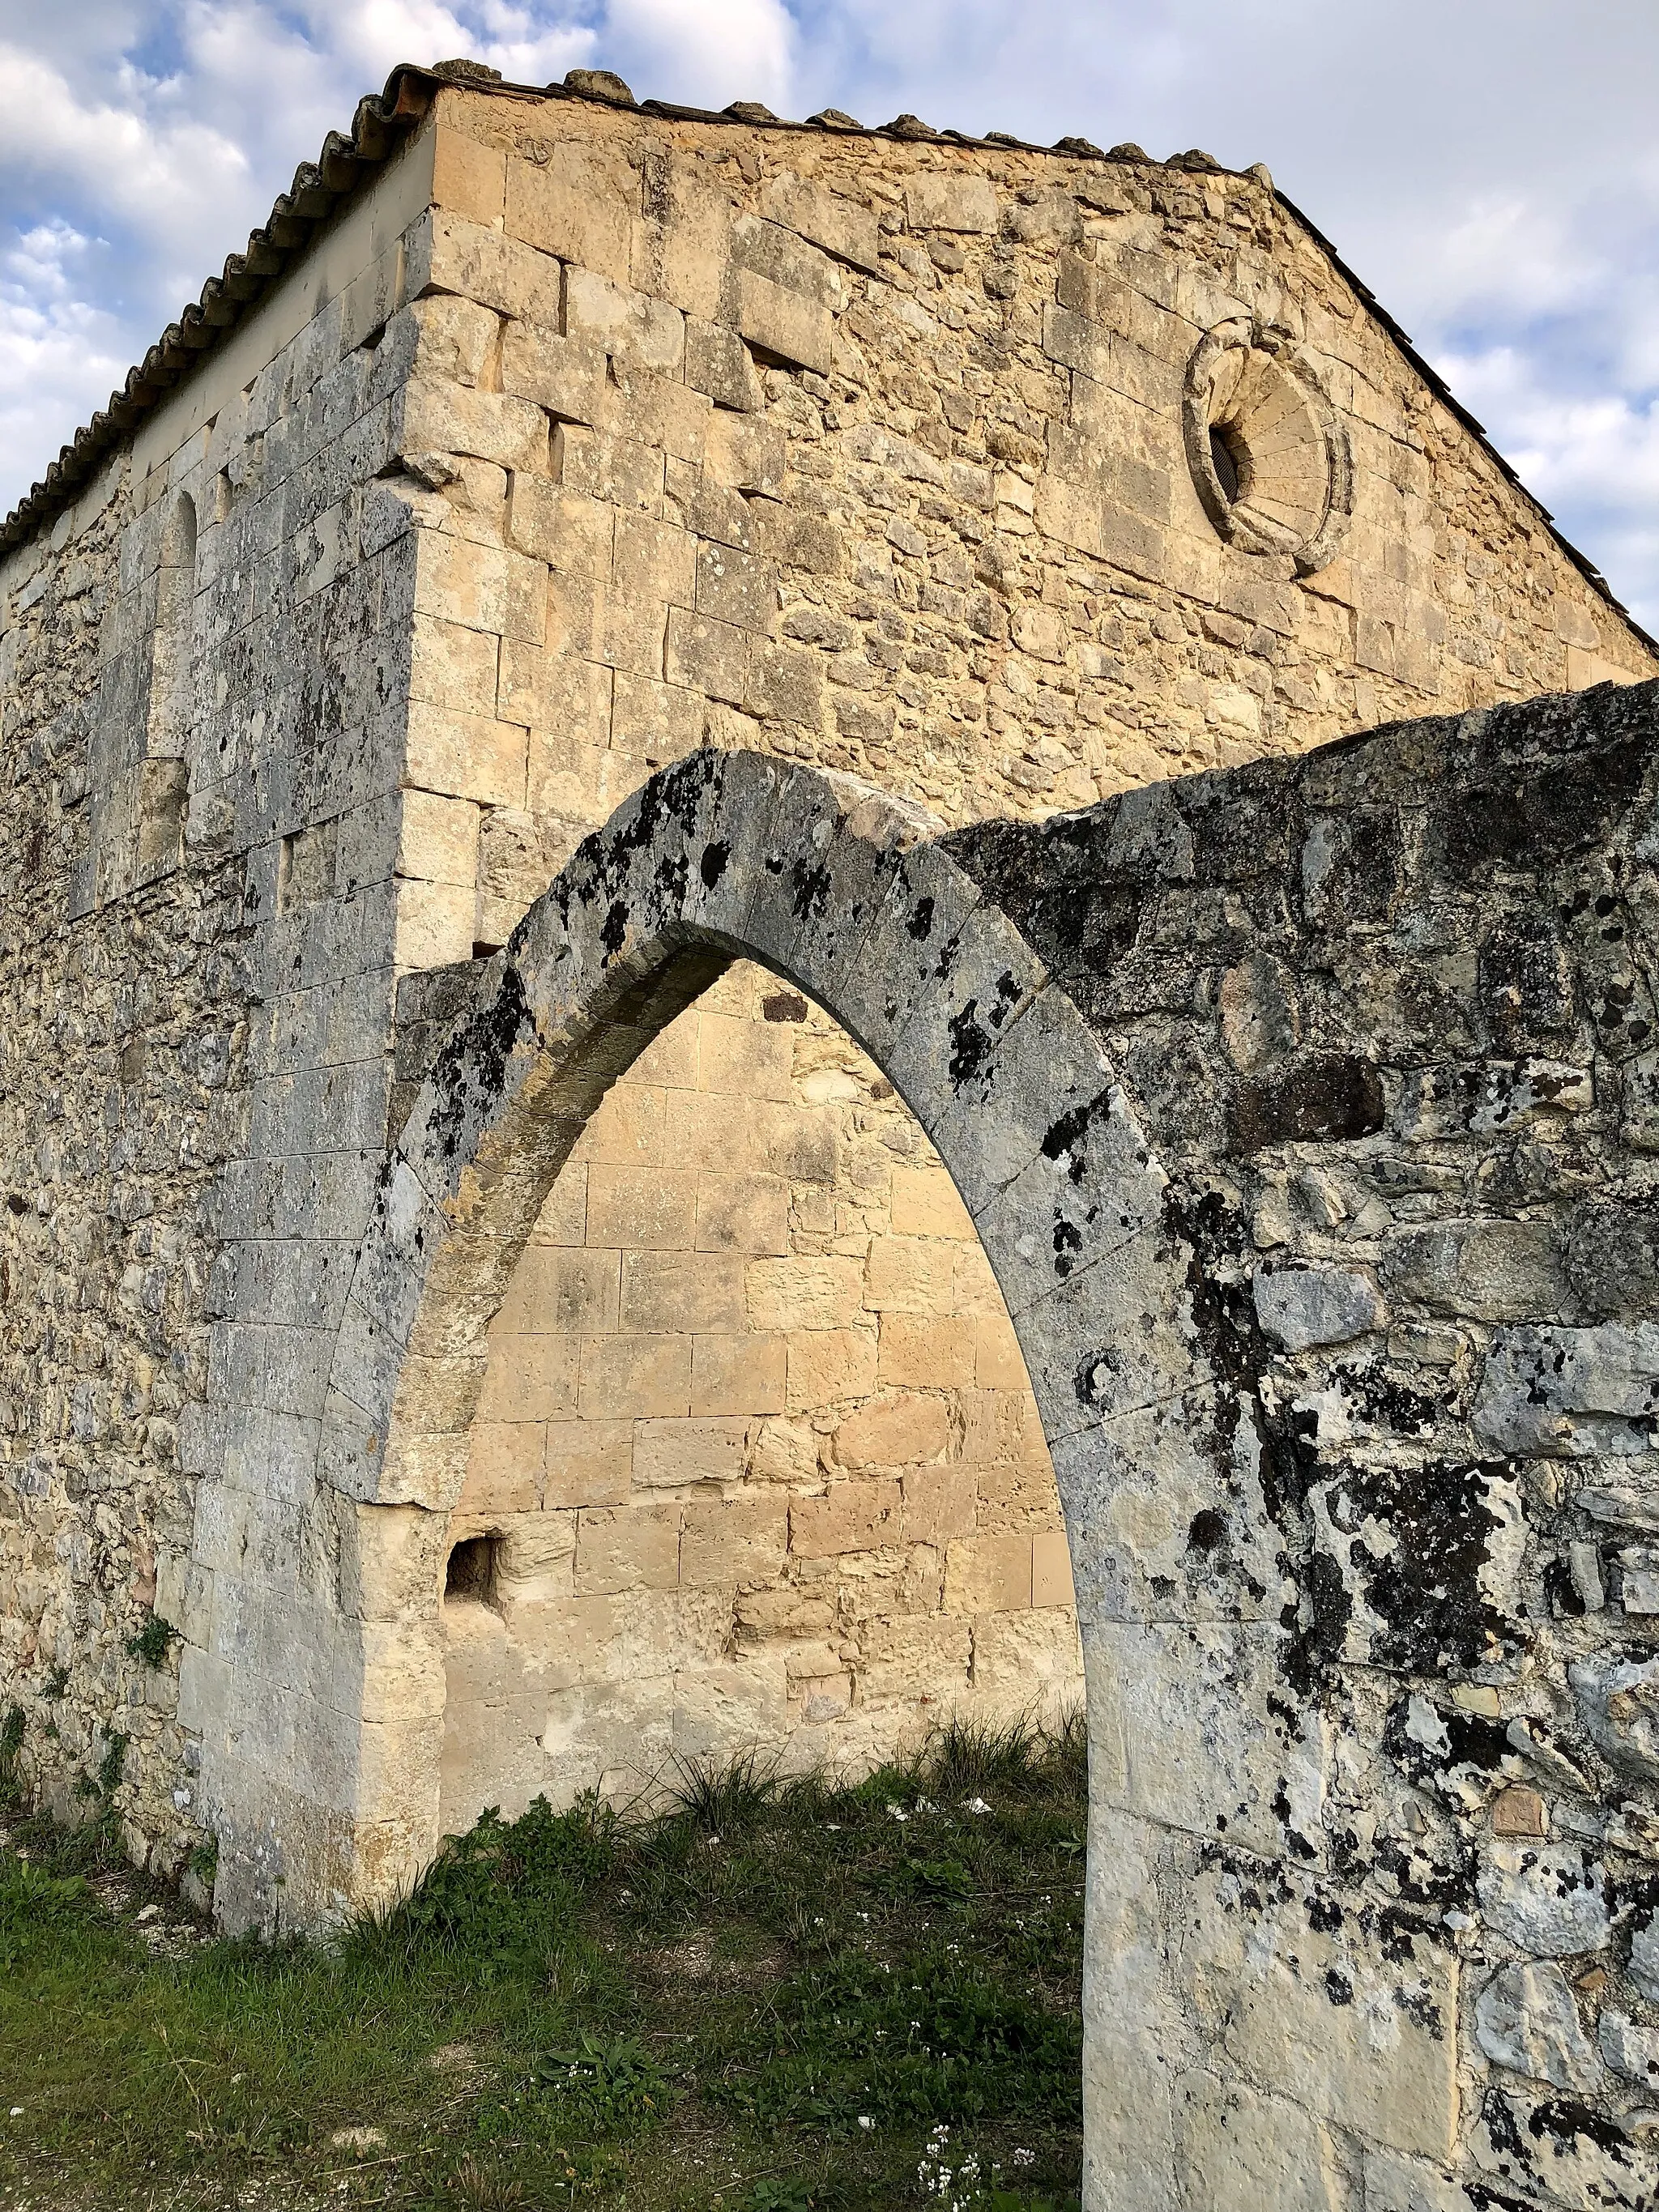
[437,960,1075,1835]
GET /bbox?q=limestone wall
[0,124,444,1896]
[438,958,1076,1832]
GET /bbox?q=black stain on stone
[1230,1054,1384,1154]
[948,1000,994,1086]
[906,896,936,941]
[700,839,729,889]
[1188,1509,1226,1554]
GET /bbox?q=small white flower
[857,2113,873,2130]
[1012,2147,1035,2167]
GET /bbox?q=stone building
[3,55,1659,2208]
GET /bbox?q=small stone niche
[444,1534,501,1609]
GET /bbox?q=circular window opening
[445,1534,501,1607]
[1183,320,1351,573]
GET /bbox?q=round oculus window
[1183,319,1352,573]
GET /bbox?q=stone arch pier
[292,686,1659,2205]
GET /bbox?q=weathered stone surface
[1253,1264,1382,1350]
[1477,1842,1611,1957]
[1474,1962,1602,2092]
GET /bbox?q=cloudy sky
[2,1,1657,626]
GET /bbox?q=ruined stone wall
[0,462,245,1874]
[345,691,1659,2206]
[945,679,1659,2208]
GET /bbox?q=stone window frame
[1183,315,1354,575]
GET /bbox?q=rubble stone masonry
[2,58,1658,2206]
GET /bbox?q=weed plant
[0,1714,1085,2209]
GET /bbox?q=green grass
[0,1716,1086,2210]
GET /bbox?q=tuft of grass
[125,1614,181,1669]
[668,1745,780,1835]
[926,1714,1044,1801]
[0,1704,23,1805]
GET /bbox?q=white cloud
[605,0,794,109]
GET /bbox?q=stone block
[497,1245,621,1336]
[1383,1218,1564,1323]
[1031,1528,1076,1609]
[696,543,778,632]
[974,1323,1030,1393]
[476,1335,580,1423]
[833,1392,952,1470]
[746,1255,865,1332]
[565,267,685,375]
[732,267,834,374]
[1179,1860,1459,2159]
[431,125,505,225]
[761,172,881,274]
[506,481,614,574]
[697,1012,793,1100]
[673,1660,787,1757]
[459,1419,544,1514]
[944,1532,1032,1614]
[703,410,786,497]
[905,173,999,233]
[396,377,549,475]
[685,318,763,411]
[404,294,500,388]
[556,424,665,514]
[690,1332,787,1417]
[877,1314,977,1390]
[542,1420,632,1508]
[569,1081,663,1169]
[505,146,633,283]
[578,1332,693,1419]
[586,1166,698,1250]
[414,530,546,647]
[1253,1265,1384,1350]
[902,1464,977,1546]
[621,1251,745,1334]
[665,607,750,705]
[790,1477,902,1558]
[499,322,607,424]
[398,789,479,888]
[694,1174,791,1255]
[680,1497,788,1586]
[889,1166,974,1238]
[574,1502,681,1594]
[613,515,697,609]
[632,1416,749,1489]
[864,1235,956,1314]
[787,1328,879,1410]
[394,878,474,970]
[405,698,526,808]
[413,209,565,326]
[612,673,705,762]
[407,608,502,714]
